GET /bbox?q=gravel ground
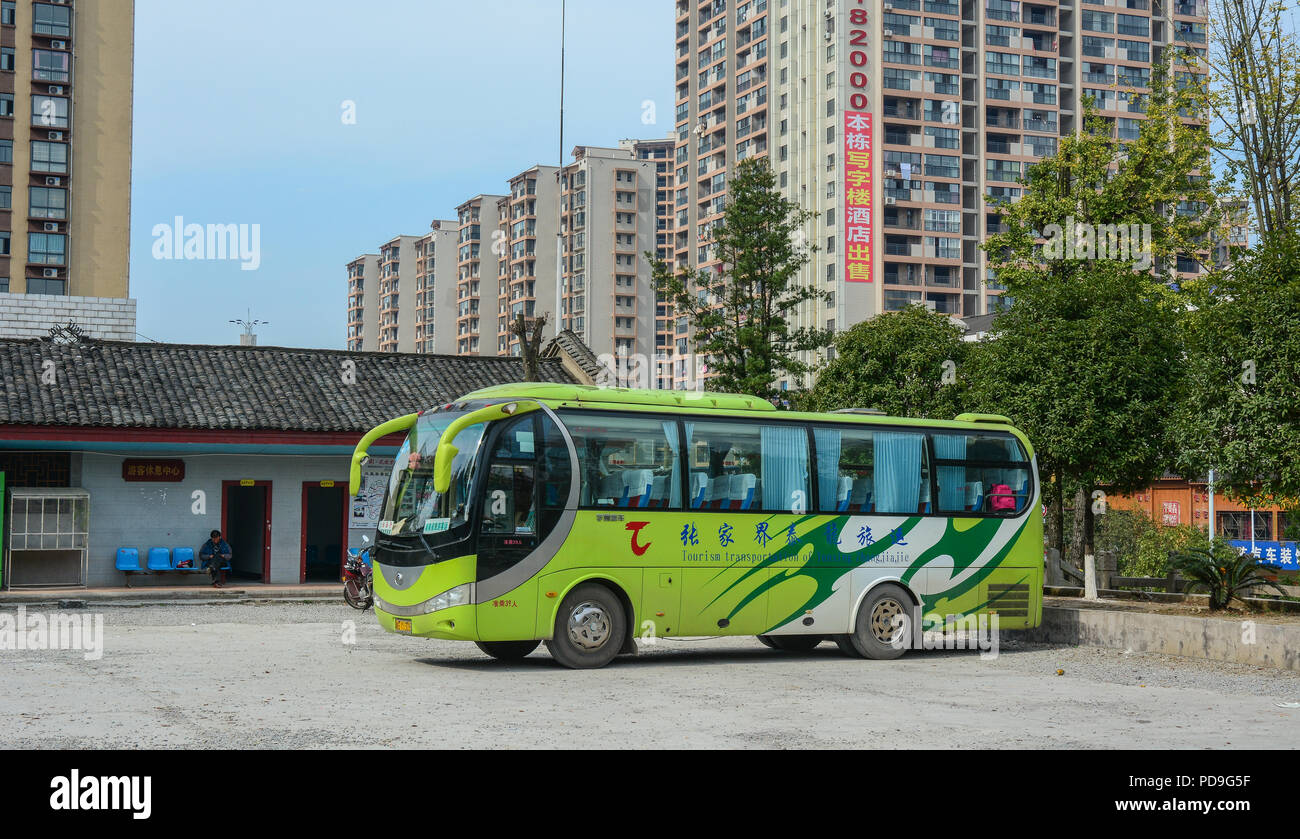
[2,601,1298,749]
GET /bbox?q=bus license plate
[394,619,412,632]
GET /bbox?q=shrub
[1093,509,1203,579]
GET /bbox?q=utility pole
[554,0,566,340]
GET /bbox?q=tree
[509,312,549,382]
[1203,0,1300,239]
[967,263,1184,594]
[647,157,829,398]
[1170,229,1300,507]
[799,304,970,418]
[971,75,1217,597]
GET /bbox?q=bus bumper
[376,603,477,641]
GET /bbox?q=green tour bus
[350,383,1043,669]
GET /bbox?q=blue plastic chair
[116,548,142,572]
[172,547,196,569]
[146,547,172,571]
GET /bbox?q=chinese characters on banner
[843,110,873,283]
[1161,500,1180,526]
[1227,540,1300,571]
[121,459,185,482]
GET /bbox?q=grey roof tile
[0,339,576,432]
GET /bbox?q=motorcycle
[343,547,373,610]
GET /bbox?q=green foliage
[1171,539,1286,610]
[968,71,1218,566]
[647,158,829,399]
[1093,508,1157,573]
[966,260,1183,495]
[798,304,969,418]
[1130,522,1206,579]
[1205,0,1300,239]
[1077,508,1204,579]
[1171,229,1300,507]
[1284,512,1300,542]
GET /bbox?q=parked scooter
[343,547,373,610]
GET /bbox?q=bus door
[475,413,573,640]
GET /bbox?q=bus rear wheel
[544,583,627,669]
[759,634,822,652]
[840,583,913,660]
[475,640,540,660]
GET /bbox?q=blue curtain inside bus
[934,433,967,511]
[663,420,682,508]
[760,425,808,512]
[813,428,842,511]
[874,431,924,514]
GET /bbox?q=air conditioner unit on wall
[43,268,58,277]
[47,131,62,140]
[49,86,63,95]
[51,40,66,49]
[885,196,897,205]
[43,222,58,231]
[45,177,61,186]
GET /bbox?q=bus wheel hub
[870,599,906,644]
[568,602,611,649]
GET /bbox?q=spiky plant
[1171,540,1286,610]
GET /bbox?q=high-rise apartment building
[0,0,133,298]
[554,143,660,363]
[350,141,668,366]
[454,193,506,356]
[376,235,418,354]
[496,167,558,356]
[672,0,1209,387]
[414,220,459,355]
[346,253,378,351]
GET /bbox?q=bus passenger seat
[625,469,654,507]
[649,475,669,507]
[836,476,853,512]
[707,476,730,509]
[599,473,626,506]
[689,472,709,508]
[729,473,756,510]
[850,477,873,512]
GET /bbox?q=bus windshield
[378,411,486,538]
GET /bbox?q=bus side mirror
[433,442,459,494]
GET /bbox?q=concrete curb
[0,586,343,608]
[1019,604,1300,671]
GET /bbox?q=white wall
[78,451,374,586]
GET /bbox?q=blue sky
[129,0,674,347]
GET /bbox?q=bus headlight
[429,584,471,614]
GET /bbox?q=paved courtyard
[2,601,1298,749]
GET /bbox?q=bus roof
[459,383,779,412]
[452,384,1034,457]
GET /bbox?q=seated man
[199,529,233,588]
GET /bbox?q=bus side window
[932,431,1030,515]
[814,426,874,514]
[561,412,683,510]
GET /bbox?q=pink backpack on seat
[989,483,1016,511]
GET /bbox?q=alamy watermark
[151,216,261,270]
[1042,216,1152,270]
[0,606,103,661]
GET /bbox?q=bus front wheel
[545,583,628,669]
[475,640,540,660]
[839,583,912,660]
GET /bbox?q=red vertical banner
[843,111,873,283]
